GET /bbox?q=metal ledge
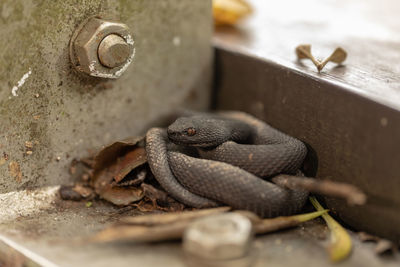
[213,0,400,241]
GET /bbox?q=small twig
[296,44,347,72]
[272,175,366,205]
[239,209,328,234]
[91,208,325,243]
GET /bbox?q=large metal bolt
[183,213,254,261]
[98,34,131,68]
[69,17,135,79]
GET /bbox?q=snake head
[167,116,231,147]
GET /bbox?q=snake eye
[186,128,196,136]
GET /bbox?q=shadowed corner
[302,142,318,178]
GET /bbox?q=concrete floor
[0,186,399,267]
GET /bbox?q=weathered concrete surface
[0,0,213,193]
[0,188,398,267]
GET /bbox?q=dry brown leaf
[141,183,170,205]
[317,47,347,71]
[92,136,145,177]
[132,200,160,212]
[63,135,149,206]
[100,185,144,206]
[131,192,186,213]
[91,136,146,194]
[328,47,347,64]
[296,44,347,72]
[93,163,118,194]
[113,147,147,183]
[295,44,312,59]
[115,168,146,187]
[213,0,252,26]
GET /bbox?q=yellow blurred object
[310,197,353,262]
[213,0,252,26]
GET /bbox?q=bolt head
[183,213,254,260]
[98,34,131,68]
[70,17,135,79]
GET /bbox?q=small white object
[11,68,32,97]
[173,36,181,46]
[183,213,253,260]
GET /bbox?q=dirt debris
[296,44,347,72]
[358,232,398,255]
[60,136,184,213]
[59,184,95,201]
[0,157,6,167]
[91,208,326,244]
[24,141,33,149]
[24,141,34,155]
[8,161,22,183]
[100,186,144,206]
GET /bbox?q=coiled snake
[146,111,309,218]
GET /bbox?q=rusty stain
[248,153,253,161]
[9,161,22,183]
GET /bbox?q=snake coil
[146,111,309,218]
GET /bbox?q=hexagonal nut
[183,213,254,260]
[69,17,135,79]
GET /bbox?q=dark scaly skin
[147,111,308,217]
[145,128,218,208]
[197,111,308,177]
[168,151,307,217]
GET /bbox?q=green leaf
[310,196,352,262]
